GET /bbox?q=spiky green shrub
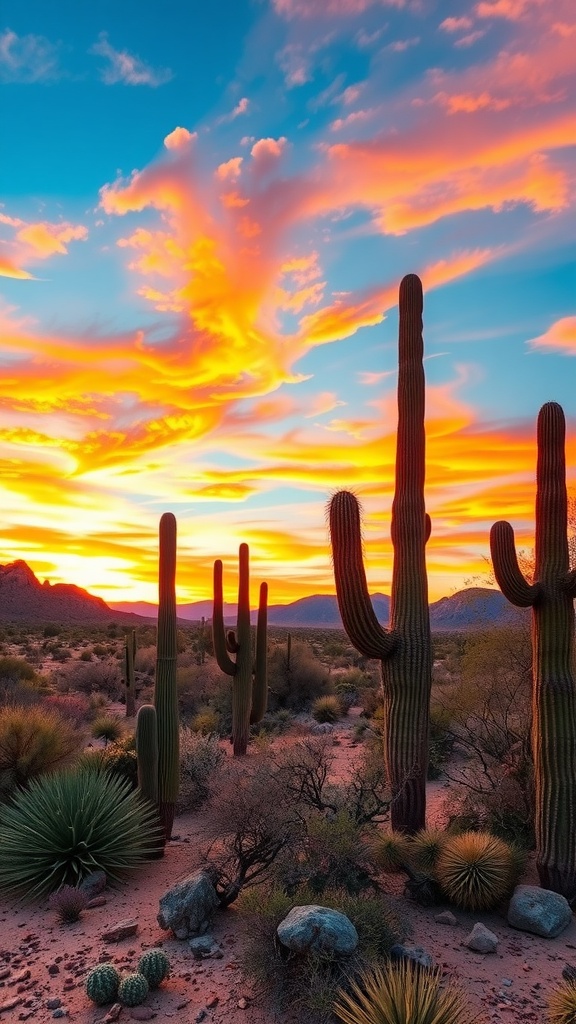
[367,832,412,873]
[138,949,170,988]
[91,713,123,747]
[118,973,149,1007]
[547,979,576,1024]
[85,964,121,1006]
[0,705,83,802]
[190,708,220,735]
[410,829,447,873]
[47,884,89,923]
[0,765,162,900]
[311,695,342,724]
[435,830,517,911]
[333,961,476,1024]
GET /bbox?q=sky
[0,0,575,609]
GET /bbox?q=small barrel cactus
[138,948,170,988]
[85,963,121,1005]
[118,972,149,1007]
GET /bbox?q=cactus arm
[424,513,431,544]
[135,704,159,806]
[329,490,398,660]
[212,559,236,675]
[490,521,540,607]
[250,581,268,725]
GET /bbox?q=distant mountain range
[0,559,528,631]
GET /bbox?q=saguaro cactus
[154,512,179,840]
[213,543,268,756]
[135,703,159,807]
[329,274,432,834]
[490,401,576,900]
[124,629,136,718]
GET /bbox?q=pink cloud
[475,0,544,19]
[330,108,373,131]
[251,137,288,173]
[216,157,244,181]
[272,0,405,16]
[528,317,576,355]
[15,222,88,259]
[90,33,172,86]
[164,127,196,150]
[440,17,474,32]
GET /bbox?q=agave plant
[0,765,162,900]
[333,960,477,1024]
[547,979,576,1024]
[435,831,517,911]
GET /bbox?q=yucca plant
[311,694,341,724]
[410,829,447,874]
[0,765,162,900]
[435,831,517,911]
[547,979,576,1024]
[367,832,412,874]
[333,961,477,1024]
[91,714,123,747]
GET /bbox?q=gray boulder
[507,884,573,938]
[157,870,220,939]
[276,905,358,955]
[390,944,434,967]
[463,922,499,953]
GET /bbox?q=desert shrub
[48,884,89,923]
[409,829,447,873]
[134,646,156,676]
[91,714,124,746]
[253,708,294,737]
[72,659,123,698]
[333,960,476,1024]
[42,693,91,727]
[239,883,404,1023]
[0,765,161,899]
[177,728,225,813]
[79,650,92,662]
[92,644,107,658]
[98,736,138,788]
[0,705,83,802]
[0,656,43,706]
[367,832,412,874]
[312,695,342,724]
[282,809,375,895]
[267,640,333,713]
[547,979,576,1024]
[190,707,220,735]
[0,656,36,684]
[435,830,519,910]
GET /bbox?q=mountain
[114,587,526,631]
[0,560,144,624]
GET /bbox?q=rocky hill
[0,560,142,624]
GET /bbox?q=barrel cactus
[490,402,576,900]
[85,964,121,1005]
[329,274,432,833]
[138,948,170,988]
[154,512,179,840]
[118,972,149,1007]
[213,543,268,756]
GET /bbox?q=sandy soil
[1,715,574,1024]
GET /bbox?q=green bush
[190,707,220,735]
[267,640,333,713]
[0,705,83,802]
[91,714,123,746]
[0,656,37,683]
[435,831,518,911]
[177,728,225,812]
[312,695,341,724]
[0,765,162,899]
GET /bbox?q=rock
[0,997,22,1012]
[390,944,434,967]
[87,896,107,909]
[52,1010,67,1019]
[46,999,62,1009]
[188,935,220,959]
[79,870,107,898]
[206,996,219,1009]
[100,918,138,942]
[130,1008,156,1020]
[463,923,499,953]
[237,998,248,1009]
[434,911,458,926]
[507,885,573,938]
[310,723,333,735]
[157,870,220,940]
[100,1004,122,1023]
[276,905,358,955]
[195,1011,207,1023]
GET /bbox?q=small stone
[237,998,248,1009]
[502,979,513,987]
[102,1004,123,1023]
[195,1012,206,1023]
[0,968,10,981]
[87,896,107,909]
[52,1010,67,1019]
[46,998,62,1009]
[0,997,22,1012]
[47,965,60,976]
[101,919,138,942]
[434,911,458,926]
[130,1008,156,1020]
[463,923,499,953]
[9,970,31,985]
[206,996,219,1008]
[79,870,107,898]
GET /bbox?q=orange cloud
[164,127,197,150]
[216,157,243,181]
[527,317,576,355]
[0,255,34,280]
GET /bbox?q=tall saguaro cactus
[154,512,179,840]
[329,274,432,834]
[490,402,576,900]
[213,543,268,756]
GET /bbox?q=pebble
[46,998,62,1009]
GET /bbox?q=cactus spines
[117,972,149,1007]
[329,273,431,835]
[135,704,159,807]
[490,401,576,900]
[138,948,170,988]
[85,964,121,1005]
[213,543,268,756]
[125,629,136,718]
[154,512,179,840]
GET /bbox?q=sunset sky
[0,0,575,609]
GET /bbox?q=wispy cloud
[527,317,576,355]
[90,33,173,86]
[0,28,62,83]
